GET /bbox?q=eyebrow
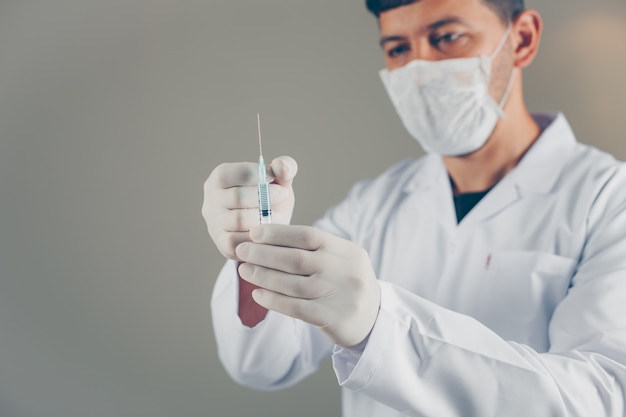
[379,16,467,48]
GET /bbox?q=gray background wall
[0,1,624,416]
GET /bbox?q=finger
[214,231,251,260]
[218,208,260,232]
[270,156,298,188]
[251,289,329,328]
[215,183,291,210]
[206,162,275,189]
[249,224,327,251]
[238,263,334,299]
[236,242,318,276]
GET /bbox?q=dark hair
[365,0,524,23]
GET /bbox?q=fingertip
[251,288,266,305]
[271,156,298,182]
[235,242,249,259]
[249,225,264,242]
[237,261,254,280]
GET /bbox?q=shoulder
[561,140,626,198]
[567,141,622,176]
[528,113,626,204]
[347,155,433,203]
[552,134,626,234]
[314,156,432,240]
[572,144,626,215]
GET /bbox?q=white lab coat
[211,113,626,416]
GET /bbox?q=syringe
[257,113,272,224]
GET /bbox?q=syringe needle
[257,113,266,182]
[257,112,263,156]
[256,113,271,224]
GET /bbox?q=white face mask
[379,26,514,156]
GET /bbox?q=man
[202,0,626,415]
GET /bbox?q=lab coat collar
[508,112,577,195]
[402,113,578,229]
[403,112,577,196]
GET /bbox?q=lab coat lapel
[459,113,577,229]
[404,154,458,235]
[456,175,521,229]
[403,112,577,231]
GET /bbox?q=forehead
[378,0,500,34]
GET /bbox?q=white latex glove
[202,156,297,260]
[236,224,381,348]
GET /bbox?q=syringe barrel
[258,182,272,224]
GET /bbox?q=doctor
[203,0,626,415]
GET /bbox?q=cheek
[489,44,515,96]
[385,57,408,71]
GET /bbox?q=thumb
[270,156,298,188]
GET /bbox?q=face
[379,0,510,70]
[379,0,515,104]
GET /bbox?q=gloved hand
[202,156,297,260]
[236,224,382,348]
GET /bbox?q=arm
[203,156,333,390]
[211,260,332,391]
[330,173,626,416]
[333,277,625,416]
[238,163,626,415]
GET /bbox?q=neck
[443,79,541,195]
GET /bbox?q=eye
[386,43,410,58]
[430,32,465,51]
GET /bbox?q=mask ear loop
[491,24,512,59]
[496,69,516,117]
[492,24,515,117]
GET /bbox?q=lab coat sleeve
[332,171,626,416]
[211,260,333,391]
[210,173,379,391]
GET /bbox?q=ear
[511,9,543,69]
